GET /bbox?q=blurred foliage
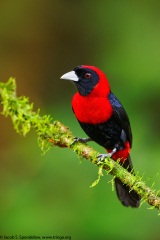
[0,0,160,239]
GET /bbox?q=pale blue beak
[60,71,79,82]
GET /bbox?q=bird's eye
[84,72,92,79]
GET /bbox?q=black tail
[115,155,141,208]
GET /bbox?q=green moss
[0,78,160,211]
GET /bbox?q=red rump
[107,141,131,163]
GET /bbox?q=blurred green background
[0,0,160,239]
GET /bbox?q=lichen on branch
[0,78,160,211]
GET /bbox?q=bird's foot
[70,137,91,146]
[97,148,117,161]
[97,153,112,162]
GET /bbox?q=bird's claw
[97,148,117,162]
[70,137,91,146]
[97,153,112,162]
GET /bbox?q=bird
[61,65,141,208]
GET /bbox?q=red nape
[81,65,110,97]
[107,141,131,163]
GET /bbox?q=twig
[0,78,160,210]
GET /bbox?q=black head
[73,66,99,96]
[61,65,100,96]
[61,65,110,96]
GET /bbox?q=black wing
[108,91,132,147]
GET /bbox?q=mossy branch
[0,78,160,211]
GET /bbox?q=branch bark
[0,78,160,210]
